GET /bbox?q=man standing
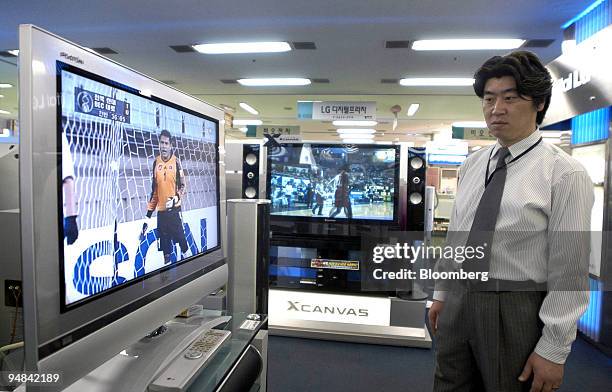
[141,129,189,264]
[429,51,593,392]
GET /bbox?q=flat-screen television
[267,143,401,237]
[19,25,227,389]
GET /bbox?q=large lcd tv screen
[58,62,220,309]
[267,144,399,223]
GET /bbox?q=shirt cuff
[534,337,571,365]
[432,290,447,302]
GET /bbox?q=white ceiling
[0,0,592,143]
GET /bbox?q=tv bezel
[55,61,222,313]
[19,26,228,388]
[266,142,401,227]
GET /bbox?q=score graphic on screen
[75,87,131,123]
[59,62,220,309]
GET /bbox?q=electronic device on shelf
[149,329,232,392]
[266,143,401,238]
[19,25,227,391]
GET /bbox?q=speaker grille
[242,144,261,199]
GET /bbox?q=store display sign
[298,101,376,121]
[426,140,468,166]
[255,125,300,138]
[452,125,496,141]
[268,289,391,326]
[543,24,612,126]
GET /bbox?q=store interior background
[1,1,611,391]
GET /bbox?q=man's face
[482,76,544,146]
[159,135,172,160]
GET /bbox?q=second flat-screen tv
[267,143,400,236]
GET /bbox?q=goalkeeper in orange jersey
[141,129,189,264]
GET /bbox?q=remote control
[149,329,232,392]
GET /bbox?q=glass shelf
[186,311,267,392]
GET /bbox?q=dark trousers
[433,284,545,392]
[157,209,188,256]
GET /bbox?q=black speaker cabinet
[406,147,426,231]
[242,144,261,199]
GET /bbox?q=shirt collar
[490,129,541,161]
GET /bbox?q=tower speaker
[227,199,271,315]
[406,147,427,231]
[242,144,261,199]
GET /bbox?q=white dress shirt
[434,129,594,364]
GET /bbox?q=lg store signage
[543,23,612,126]
[297,101,377,121]
[268,289,391,326]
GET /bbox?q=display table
[60,311,267,392]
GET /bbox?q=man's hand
[518,352,564,392]
[428,300,444,335]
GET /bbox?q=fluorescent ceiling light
[297,100,322,103]
[452,121,487,128]
[0,84,13,88]
[233,119,262,126]
[193,41,291,54]
[407,103,420,116]
[412,39,525,51]
[0,95,4,98]
[239,102,259,115]
[0,109,10,115]
[340,134,374,139]
[237,78,311,86]
[8,49,19,56]
[342,139,374,144]
[400,78,474,86]
[336,129,376,134]
[332,120,377,127]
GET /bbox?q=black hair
[159,129,172,143]
[473,51,552,125]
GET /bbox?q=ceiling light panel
[233,119,262,126]
[332,120,377,126]
[412,39,525,50]
[237,78,311,86]
[336,129,376,134]
[399,78,474,86]
[407,103,420,116]
[193,42,291,54]
[239,102,259,115]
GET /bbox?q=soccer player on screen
[141,129,189,264]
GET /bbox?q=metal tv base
[268,290,432,348]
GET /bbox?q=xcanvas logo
[287,301,369,317]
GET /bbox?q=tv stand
[62,312,267,392]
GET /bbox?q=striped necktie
[464,147,511,273]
